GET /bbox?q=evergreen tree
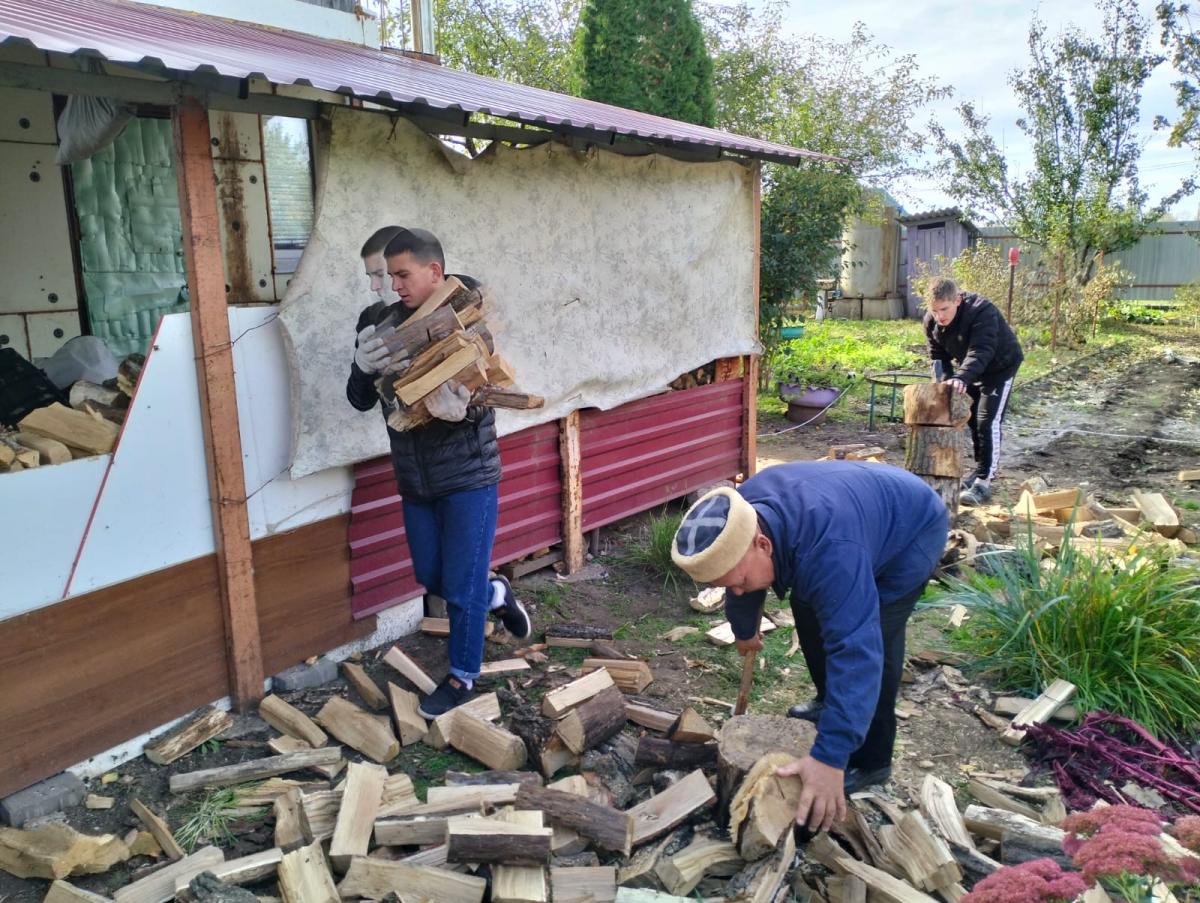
[576,0,716,126]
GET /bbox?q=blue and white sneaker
[489,575,532,639]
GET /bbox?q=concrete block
[0,771,86,827]
[272,657,338,691]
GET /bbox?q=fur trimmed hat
[671,486,758,583]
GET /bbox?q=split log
[424,692,500,750]
[329,762,386,870]
[478,658,532,678]
[626,770,715,846]
[542,669,617,718]
[387,682,428,747]
[654,837,741,896]
[903,384,972,428]
[169,748,343,793]
[314,696,399,763]
[44,881,113,903]
[382,646,437,695]
[273,789,312,851]
[112,847,225,903]
[448,710,527,770]
[446,821,552,866]
[492,864,548,903]
[374,815,453,847]
[992,696,1078,722]
[667,708,714,744]
[830,853,940,903]
[514,785,634,856]
[129,800,185,861]
[715,714,816,827]
[265,737,344,780]
[473,387,544,410]
[728,752,803,862]
[143,705,233,766]
[613,889,693,902]
[259,696,327,748]
[705,617,775,647]
[420,617,493,637]
[340,663,388,711]
[276,841,338,903]
[69,380,124,411]
[1132,491,1180,537]
[426,784,521,807]
[966,781,1042,821]
[590,641,634,661]
[11,432,72,465]
[84,795,114,810]
[539,735,581,779]
[581,659,653,694]
[633,737,717,770]
[556,685,627,754]
[545,623,615,648]
[337,856,486,903]
[625,702,679,733]
[1002,679,1076,746]
[445,769,542,787]
[18,403,120,455]
[918,776,976,852]
[726,826,794,903]
[1179,469,1200,481]
[0,823,131,881]
[550,866,617,903]
[877,812,962,893]
[173,848,283,901]
[962,805,1069,868]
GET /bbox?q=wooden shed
[899,207,979,316]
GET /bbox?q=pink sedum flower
[1171,816,1200,854]
[1071,830,1200,885]
[961,859,1088,903]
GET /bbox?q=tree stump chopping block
[715,715,816,828]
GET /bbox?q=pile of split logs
[960,477,1198,557]
[371,276,542,431]
[669,364,717,392]
[0,354,143,473]
[0,628,1093,903]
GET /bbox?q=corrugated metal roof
[0,0,833,165]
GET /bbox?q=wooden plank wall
[0,515,371,799]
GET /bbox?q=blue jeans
[402,484,498,682]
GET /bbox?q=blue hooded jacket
[725,462,948,769]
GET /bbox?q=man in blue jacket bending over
[672,462,948,832]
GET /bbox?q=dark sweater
[725,462,948,769]
[346,275,501,501]
[923,293,1023,387]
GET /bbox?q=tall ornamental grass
[943,536,1200,739]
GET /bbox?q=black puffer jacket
[346,274,501,501]
[923,292,1023,388]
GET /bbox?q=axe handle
[734,648,756,716]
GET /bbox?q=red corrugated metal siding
[349,422,561,618]
[0,0,833,165]
[580,380,743,531]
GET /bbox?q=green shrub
[629,509,688,593]
[1106,299,1167,325]
[940,536,1200,739]
[767,322,922,389]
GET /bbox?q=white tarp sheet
[280,109,758,478]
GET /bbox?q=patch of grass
[402,746,478,798]
[937,535,1200,739]
[522,581,567,614]
[198,738,222,755]
[1174,498,1200,511]
[175,786,261,851]
[627,509,689,594]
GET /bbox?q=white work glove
[424,380,471,422]
[354,324,390,375]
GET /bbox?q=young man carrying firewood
[347,226,532,718]
[924,276,1024,507]
[671,462,949,832]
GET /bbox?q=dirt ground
[3,327,1199,902]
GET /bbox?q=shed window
[263,116,314,274]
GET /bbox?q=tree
[575,0,716,126]
[698,3,948,342]
[1158,2,1200,153]
[933,0,1193,286]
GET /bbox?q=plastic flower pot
[777,383,839,426]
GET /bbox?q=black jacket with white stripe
[923,293,1023,389]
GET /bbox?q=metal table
[865,370,929,431]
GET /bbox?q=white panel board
[210,110,262,162]
[0,314,30,358]
[216,160,275,302]
[0,456,109,619]
[26,310,83,359]
[0,143,79,314]
[229,306,352,539]
[0,86,57,144]
[68,313,214,596]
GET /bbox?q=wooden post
[742,161,762,480]
[172,99,264,711]
[559,410,585,574]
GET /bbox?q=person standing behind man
[347,227,532,718]
[923,276,1023,506]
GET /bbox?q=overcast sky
[762,0,1198,220]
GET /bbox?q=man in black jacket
[347,227,531,718]
[923,277,1024,506]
